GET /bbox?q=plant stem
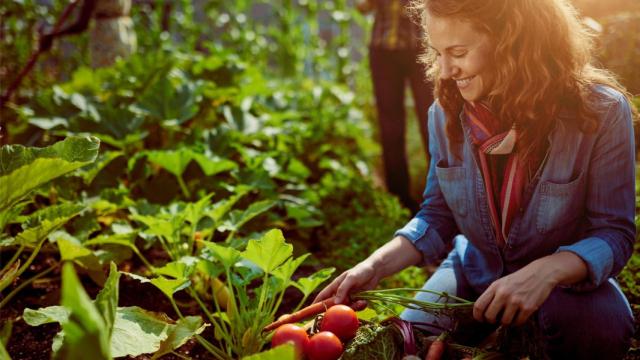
[0,237,47,293]
[3,245,25,274]
[0,263,57,309]
[355,288,473,304]
[177,175,191,199]
[169,297,230,359]
[188,287,233,349]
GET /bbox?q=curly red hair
[409,0,634,159]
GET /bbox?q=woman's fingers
[499,302,519,325]
[514,306,535,326]
[335,272,360,304]
[313,272,346,303]
[482,291,506,324]
[473,284,494,322]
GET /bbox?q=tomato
[307,331,343,360]
[319,304,359,340]
[271,324,309,359]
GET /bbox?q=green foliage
[0,136,99,217]
[0,136,98,300]
[24,263,206,358]
[198,229,335,358]
[56,262,111,360]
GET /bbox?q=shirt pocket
[435,160,468,217]
[535,170,586,234]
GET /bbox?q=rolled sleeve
[395,218,448,265]
[557,237,614,291]
[561,88,636,291]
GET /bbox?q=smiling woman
[314,0,637,359]
[424,16,494,102]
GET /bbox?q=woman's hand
[312,259,381,309]
[313,236,423,308]
[473,251,588,326]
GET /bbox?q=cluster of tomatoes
[271,305,360,360]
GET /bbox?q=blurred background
[2,0,639,205]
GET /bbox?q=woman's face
[426,14,494,102]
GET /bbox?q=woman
[314,0,636,358]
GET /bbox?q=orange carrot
[263,297,337,332]
[425,333,447,360]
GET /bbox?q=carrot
[425,333,447,360]
[263,297,337,332]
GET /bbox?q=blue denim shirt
[396,85,636,294]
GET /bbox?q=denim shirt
[396,85,636,294]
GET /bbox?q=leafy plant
[0,136,99,306]
[130,228,335,359]
[24,262,206,358]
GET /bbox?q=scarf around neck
[464,101,525,247]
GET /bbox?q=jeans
[401,236,634,359]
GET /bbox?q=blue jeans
[401,236,634,359]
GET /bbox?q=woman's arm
[313,236,422,305]
[314,104,460,305]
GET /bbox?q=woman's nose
[438,56,457,80]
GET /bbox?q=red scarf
[464,102,526,247]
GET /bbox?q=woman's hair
[409,0,635,159]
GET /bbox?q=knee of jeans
[537,287,634,359]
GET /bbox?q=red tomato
[319,304,359,340]
[307,331,343,360]
[271,324,310,359]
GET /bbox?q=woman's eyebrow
[428,44,468,52]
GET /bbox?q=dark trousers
[369,47,434,213]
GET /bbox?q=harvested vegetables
[320,304,360,340]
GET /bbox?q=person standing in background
[358,0,435,213]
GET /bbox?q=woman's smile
[455,75,476,90]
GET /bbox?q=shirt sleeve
[557,90,636,291]
[394,104,461,265]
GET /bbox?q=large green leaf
[14,204,85,248]
[207,185,251,224]
[25,306,206,358]
[144,149,194,178]
[0,341,9,360]
[150,316,207,360]
[24,306,70,326]
[94,263,120,339]
[0,136,100,213]
[112,308,205,358]
[55,236,105,284]
[55,263,111,360]
[123,272,191,298]
[144,148,236,179]
[137,77,200,126]
[293,267,336,298]
[217,200,277,233]
[191,152,237,176]
[202,241,242,270]
[242,229,292,274]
